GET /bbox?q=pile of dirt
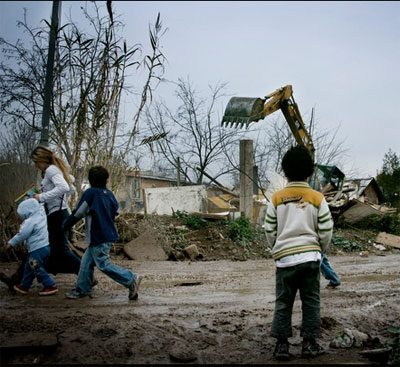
[111,213,398,262]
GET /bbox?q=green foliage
[376,149,400,209]
[332,235,366,252]
[175,210,208,230]
[352,214,400,236]
[227,216,255,244]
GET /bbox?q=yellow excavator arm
[221,85,345,193]
[221,85,315,158]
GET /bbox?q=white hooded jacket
[9,198,49,253]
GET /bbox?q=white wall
[144,185,208,215]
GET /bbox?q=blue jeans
[271,261,321,340]
[75,242,135,296]
[320,254,341,286]
[20,246,55,289]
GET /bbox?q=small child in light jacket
[6,198,58,296]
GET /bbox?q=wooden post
[177,157,181,187]
[240,140,253,221]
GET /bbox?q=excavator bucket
[221,97,265,128]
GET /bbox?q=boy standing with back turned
[63,165,141,300]
[265,145,333,360]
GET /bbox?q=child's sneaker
[273,341,290,361]
[13,284,28,295]
[301,340,325,358]
[128,275,141,300]
[39,285,59,296]
[66,289,91,299]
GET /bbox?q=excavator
[221,85,345,193]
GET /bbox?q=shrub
[175,210,208,230]
[352,214,400,235]
[332,235,366,252]
[227,216,255,244]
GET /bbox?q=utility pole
[39,0,62,147]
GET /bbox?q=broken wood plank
[375,232,400,249]
[190,212,228,220]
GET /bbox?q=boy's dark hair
[88,166,109,188]
[282,145,315,181]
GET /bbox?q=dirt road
[1,253,399,364]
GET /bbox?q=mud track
[1,253,399,364]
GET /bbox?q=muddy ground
[1,252,400,365]
[1,214,400,365]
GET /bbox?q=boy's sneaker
[13,284,28,295]
[128,275,141,300]
[273,341,290,361]
[326,282,340,289]
[66,289,91,299]
[39,285,59,296]
[301,341,325,358]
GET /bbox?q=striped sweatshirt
[265,181,333,266]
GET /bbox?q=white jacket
[38,165,75,214]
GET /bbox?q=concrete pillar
[240,140,253,220]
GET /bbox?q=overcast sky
[1,1,399,178]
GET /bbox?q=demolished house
[324,177,396,224]
[115,165,396,229]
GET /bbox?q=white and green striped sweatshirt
[265,181,333,266]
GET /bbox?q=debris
[190,212,229,221]
[183,244,200,261]
[373,243,387,251]
[375,232,400,249]
[168,340,197,363]
[330,328,370,348]
[123,231,168,261]
[339,199,394,224]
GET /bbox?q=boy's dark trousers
[271,260,321,340]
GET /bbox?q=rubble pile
[323,179,397,224]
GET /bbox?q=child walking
[62,165,141,300]
[6,198,58,296]
[265,145,333,360]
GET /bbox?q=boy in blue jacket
[63,165,141,300]
[6,198,58,296]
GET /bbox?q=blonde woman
[30,146,81,276]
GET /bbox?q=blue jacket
[9,198,49,252]
[63,187,119,245]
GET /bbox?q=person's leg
[19,259,35,291]
[30,246,56,289]
[74,247,96,296]
[299,261,321,340]
[271,266,298,339]
[320,255,340,287]
[299,261,325,358]
[47,209,81,275]
[92,242,135,287]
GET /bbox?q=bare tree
[0,3,166,196]
[144,78,245,184]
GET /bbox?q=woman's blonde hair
[31,146,72,185]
